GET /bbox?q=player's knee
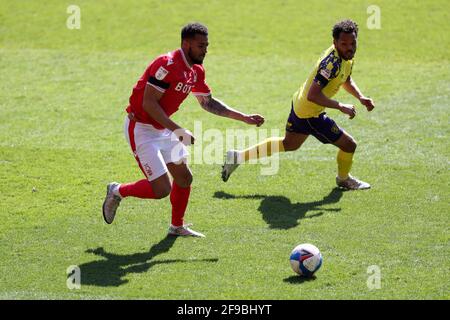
[282,138,301,152]
[342,137,357,153]
[349,138,357,153]
[174,173,193,188]
[154,185,171,199]
[185,173,193,186]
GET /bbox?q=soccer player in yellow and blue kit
[222,19,375,190]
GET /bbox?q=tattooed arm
[196,94,265,126]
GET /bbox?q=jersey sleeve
[313,53,340,88]
[191,65,211,96]
[146,56,172,93]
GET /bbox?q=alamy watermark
[66,265,81,289]
[367,5,381,30]
[366,265,381,290]
[170,121,281,176]
[66,5,81,30]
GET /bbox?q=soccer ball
[289,243,322,277]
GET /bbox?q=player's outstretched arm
[342,76,375,111]
[307,81,356,119]
[196,94,264,127]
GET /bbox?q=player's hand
[338,103,356,119]
[243,114,265,127]
[173,128,195,146]
[359,96,375,111]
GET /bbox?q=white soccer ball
[289,243,323,277]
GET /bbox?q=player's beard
[188,48,204,65]
[337,47,355,60]
[345,50,355,60]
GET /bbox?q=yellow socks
[337,150,354,179]
[240,137,285,162]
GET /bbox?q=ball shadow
[283,275,317,284]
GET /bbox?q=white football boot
[221,150,240,182]
[102,182,122,224]
[336,175,371,190]
[168,223,205,238]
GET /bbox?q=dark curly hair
[181,22,208,40]
[332,19,358,40]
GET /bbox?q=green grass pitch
[0,0,448,299]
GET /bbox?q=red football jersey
[126,49,211,129]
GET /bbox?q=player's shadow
[214,188,343,229]
[78,236,218,287]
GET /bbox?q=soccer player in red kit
[102,23,264,237]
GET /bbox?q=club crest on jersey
[331,124,340,134]
[155,66,169,80]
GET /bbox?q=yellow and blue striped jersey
[292,45,353,118]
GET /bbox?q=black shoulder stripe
[148,76,170,89]
[314,73,329,88]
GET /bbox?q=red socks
[170,182,191,227]
[118,179,191,227]
[118,179,156,199]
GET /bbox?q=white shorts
[124,116,189,181]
